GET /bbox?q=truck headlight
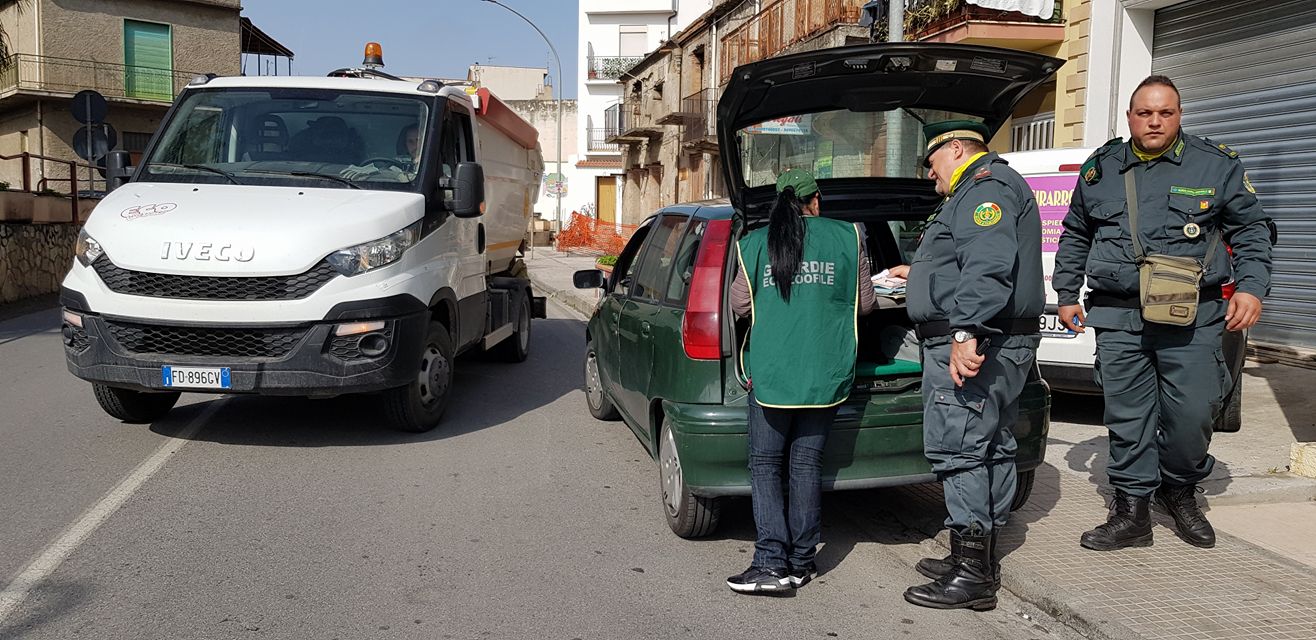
[326,220,422,277]
[75,229,104,267]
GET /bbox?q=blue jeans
[747,392,838,569]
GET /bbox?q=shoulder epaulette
[1200,136,1241,159]
[1080,138,1122,185]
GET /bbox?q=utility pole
[885,0,906,177]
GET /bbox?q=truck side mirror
[451,161,485,218]
[105,150,134,191]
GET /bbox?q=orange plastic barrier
[554,212,637,257]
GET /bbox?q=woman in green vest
[726,168,875,594]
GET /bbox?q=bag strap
[1125,165,1223,267]
[1123,168,1146,261]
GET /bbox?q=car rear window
[663,219,708,306]
[631,214,688,302]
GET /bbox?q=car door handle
[640,321,652,337]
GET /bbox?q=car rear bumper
[663,383,1050,498]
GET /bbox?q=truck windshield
[138,88,431,192]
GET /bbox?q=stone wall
[0,222,79,304]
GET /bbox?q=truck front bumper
[60,289,429,397]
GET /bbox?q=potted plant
[595,254,617,274]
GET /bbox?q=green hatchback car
[573,43,1059,538]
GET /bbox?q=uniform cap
[775,168,819,198]
[922,120,990,163]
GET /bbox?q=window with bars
[1010,112,1055,152]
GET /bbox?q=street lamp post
[480,0,564,235]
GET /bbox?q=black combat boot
[1154,483,1216,548]
[1080,489,1153,551]
[903,530,997,611]
[915,530,1001,588]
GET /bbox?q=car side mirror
[573,269,606,290]
[451,161,485,218]
[104,150,134,191]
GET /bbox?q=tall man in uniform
[898,120,1045,611]
[1054,76,1273,551]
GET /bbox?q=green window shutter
[124,20,172,101]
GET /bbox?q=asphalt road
[0,301,1088,640]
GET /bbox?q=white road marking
[0,398,226,625]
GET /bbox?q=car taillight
[682,219,733,360]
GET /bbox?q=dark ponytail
[768,186,807,302]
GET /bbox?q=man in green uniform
[899,120,1044,611]
[1054,76,1273,551]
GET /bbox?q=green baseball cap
[775,168,819,198]
[922,120,990,166]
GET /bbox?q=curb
[915,528,1146,640]
[530,274,596,320]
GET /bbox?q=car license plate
[1039,314,1075,339]
[162,366,231,389]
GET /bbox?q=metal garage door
[1153,0,1316,351]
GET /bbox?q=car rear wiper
[147,162,241,185]
[243,169,362,189]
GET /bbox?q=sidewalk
[527,249,1316,640]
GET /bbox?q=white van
[1002,148,1245,431]
[60,50,545,433]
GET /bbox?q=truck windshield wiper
[243,169,362,189]
[147,162,241,185]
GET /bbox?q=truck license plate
[162,366,231,389]
[1039,314,1075,339]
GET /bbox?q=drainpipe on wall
[884,0,905,176]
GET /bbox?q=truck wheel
[584,340,619,421]
[384,322,454,433]
[659,421,720,538]
[1215,373,1243,433]
[1010,469,1035,512]
[93,384,180,423]
[494,293,531,363]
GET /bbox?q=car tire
[1010,469,1035,512]
[383,321,454,433]
[93,384,180,423]
[494,293,532,363]
[584,340,620,421]
[659,420,720,538]
[1215,372,1243,433]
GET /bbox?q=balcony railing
[719,0,868,83]
[681,88,718,147]
[603,103,625,141]
[587,55,643,81]
[587,128,620,153]
[906,0,1064,40]
[1010,112,1055,152]
[0,54,199,102]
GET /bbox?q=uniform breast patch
[973,202,1003,226]
[1169,186,1216,196]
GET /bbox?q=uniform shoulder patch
[1080,139,1122,186]
[973,167,992,181]
[1244,171,1257,194]
[973,202,1003,227]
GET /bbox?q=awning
[240,17,294,58]
[966,0,1056,20]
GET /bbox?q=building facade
[0,0,286,194]
[575,0,710,227]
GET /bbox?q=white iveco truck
[59,46,545,432]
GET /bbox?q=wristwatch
[952,330,974,344]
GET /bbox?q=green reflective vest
[737,216,860,408]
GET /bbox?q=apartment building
[0,0,289,193]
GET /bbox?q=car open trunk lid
[716,42,1063,216]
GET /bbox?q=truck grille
[106,321,308,358]
[93,258,339,301]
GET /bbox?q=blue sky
[240,0,579,98]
